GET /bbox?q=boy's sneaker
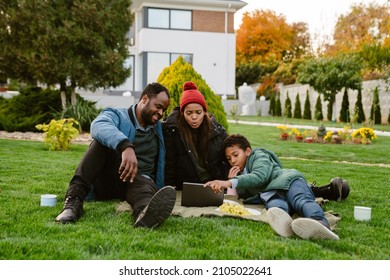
[291,218,340,240]
[134,186,176,229]
[266,207,294,237]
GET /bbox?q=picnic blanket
[116,191,341,230]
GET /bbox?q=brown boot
[55,195,84,223]
[310,177,350,201]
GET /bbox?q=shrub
[283,92,292,118]
[53,97,101,133]
[35,118,79,151]
[0,86,62,131]
[354,88,366,123]
[369,86,382,124]
[157,56,228,130]
[293,93,302,119]
[303,90,312,120]
[275,92,282,116]
[314,95,323,121]
[269,93,275,116]
[339,88,350,123]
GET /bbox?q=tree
[339,88,350,123]
[354,88,366,123]
[275,92,282,117]
[293,94,302,119]
[283,92,292,118]
[235,59,278,89]
[327,2,390,55]
[269,93,275,116]
[0,0,133,108]
[314,95,323,121]
[236,9,310,64]
[157,56,228,130]
[303,90,312,120]
[297,54,362,121]
[369,86,382,124]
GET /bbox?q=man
[55,82,176,229]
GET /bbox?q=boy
[205,134,339,240]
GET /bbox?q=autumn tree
[236,9,310,64]
[326,2,390,55]
[297,54,362,121]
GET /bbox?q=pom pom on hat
[180,81,207,112]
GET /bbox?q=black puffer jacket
[163,107,229,190]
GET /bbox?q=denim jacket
[90,106,166,188]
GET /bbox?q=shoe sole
[266,207,294,237]
[331,177,343,202]
[292,218,339,240]
[134,186,176,229]
[341,179,350,199]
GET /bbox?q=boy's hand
[228,166,240,179]
[205,180,232,193]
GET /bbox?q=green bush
[293,93,302,119]
[157,56,228,130]
[35,118,79,151]
[275,92,282,117]
[314,95,323,121]
[268,93,275,116]
[303,90,312,120]
[354,88,366,123]
[283,92,292,118]
[369,86,382,124]
[0,86,62,131]
[339,88,350,123]
[53,97,101,133]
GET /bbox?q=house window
[144,52,193,85]
[146,8,192,30]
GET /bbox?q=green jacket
[235,148,305,199]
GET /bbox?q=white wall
[136,28,236,96]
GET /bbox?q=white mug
[354,206,371,221]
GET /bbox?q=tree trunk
[60,81,67,110]
[71,88,77,106]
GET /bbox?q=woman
[163,81,229,190]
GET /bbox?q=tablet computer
[181,182,224,207]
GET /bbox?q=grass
[0,120,389,260]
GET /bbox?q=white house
[113,0,247,97]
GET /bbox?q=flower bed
[276,125,377,144]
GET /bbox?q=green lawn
[0,123,389,260]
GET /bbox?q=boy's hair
[223,134,251,150]
[139,82,170,100]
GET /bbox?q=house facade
[113,0,247,96]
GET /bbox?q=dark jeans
[262,178,330,228]
[65,140,157,219]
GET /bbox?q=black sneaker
[134,186,176,229]
[55,195,84,223]
[330,177,343,202]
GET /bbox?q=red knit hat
[180,81,207,112]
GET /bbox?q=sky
[234,0,388,44]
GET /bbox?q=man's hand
[118,147,137,182]
[204,180,232,193]
[228,166,241,179]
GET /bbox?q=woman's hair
[139,82,170,100]
[178,112,212,161]
[223,134,251,151]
